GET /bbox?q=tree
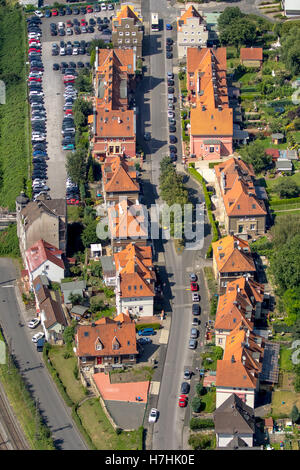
[63,322,76,346]
[90,298,105,314]
[291,405,300,423]
[66,149,87,185]
[88,162,94,183]
[68,293,84,305]
[273,179,300,199]
[195,383,204,396]
[282,287,300,325]
[240,141,272,174]
[75,69,93,93]
[218,7,244,32]
[271,234,300,292]
[81,219,99,248]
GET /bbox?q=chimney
[91,323,96,327]
[242,355,246,365]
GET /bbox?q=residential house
[75,319,138,370]
[61,280,87,304]
[101,156,140,206]
[16,195,67,262]
[70,305,89,321]
[40,296,67,341]
[107,198,148,253]
[32,275,51,314]
[112,4,143,58]
[216,324,264,408]
[281,0,300,17]
[92,49,136,161]
[214,157,267,237]
[212,235,256,294]
[215,277,264,349]
[187,48,233,160]
[25,239,65,286]
[214,393,256,448]
[240,47,263,69]
[176,5,208,60]
[265,148,280,163]
[114,243,155,317]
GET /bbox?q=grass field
[49,346,86,404]
[0,4,30,210]
[77,398,143,450]
[201,388,216,413]
[279,345,293,372]
[272,390,300,417]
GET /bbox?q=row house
[101,155,140,206]
[212,235,256,294]
[215,277,265,349]
[107,198,149,253]
[214,157,267,237]
[75,317,138,370]
[16,193,67,262]
[114,243,155,317]
[112,4,143,59]
[187,47,233,160]
[33,275,67,342]
[216,324,265,409]
[92,48,136,161]
[25,239,65,286]
[177,5,208,60]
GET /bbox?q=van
[138,328,155,336]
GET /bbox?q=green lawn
[67,205,83,223]
[279,345,293,372]
[77,398,143,450]
[201,388,216,413]
[49,346,86,404]
[271,390,300,418]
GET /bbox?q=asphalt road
[139,0,212,449]
[0,258,87,450]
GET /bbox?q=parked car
[178,395,187,407]
[189,339,197,349]
[138,328,155,336]
[148,408,159,423]
[190,328,198,339]
[192,293,200,302]
[32,332,44,343]
[28,318,40,329]
[192,303,200,315]
[181,382,190,394]
[190,282,198,292]
[190,273,197,282]
[184,369,191,380]
[138,337,152,345]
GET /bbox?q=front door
[97,357,102,365]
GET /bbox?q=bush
[191,396,202,413]
[195,383,204,396]
[135,323,161,331]
[188,433,215,450]
[190,418,214,430]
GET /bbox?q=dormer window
[112,337,120,350]
[95,337,104,351]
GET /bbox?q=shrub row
[273,323,294,333]
[270,197,300,207]
[135,323,161,331]
[190,418,215,430]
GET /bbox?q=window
[118,39,122,44]
[81,357,86,363]
[238,225,243,233]
[96,344,102,351]
[218,338,223,345]
[133,39,137,43]
[125,39,130,44]
[125,31,130,36]
[209,146,214,153]
[129,355,135,361]
[119,32,123,36]
[125,23,129,28]
[132,31,136,36]
[191,39,195,43]
[250,224,256,230]
[45,265,49,270]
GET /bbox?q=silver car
[190,328,198,339]
[189,339,197,349]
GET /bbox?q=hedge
[270,197,300,207]
[135,323,161,331]
[273,323,293,333]
[190,418,215,430]
[187,166,219,257]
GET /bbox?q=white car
[34,10,44,18]
[66,28,73,36]
[168,111,175,118]
[60,47,66,56]
[101,3,107,10]
[28,318,40,329]
[72,47,79,55]
[192,293,200,302]
[32,332,44,343]
[108,4,114,10]
[148,408,159,423]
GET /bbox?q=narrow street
[138,0,213,449]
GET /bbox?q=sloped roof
[104,159,139,193]
[21,199,66,231]
[33,275,50,305]
[108,199,148,239]
[212,236,256,274]
[119,272,155,298]
[240,47,263,61]
[26,239,65,273]
[114,4,142,25]
[75,322,138,357]
[41,297,67,329]
[223,178,267,217]
[114,312,132,323]
[188,48,233,137]
[214,393,255,434]
[177,5,204,30]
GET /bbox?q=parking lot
[39,8,114,198]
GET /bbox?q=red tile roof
[75,321,138,357]
[108,199,148,240]
[113,5,142,26]
[177,5,204,31]
[103,156,139,193]
[25,239,64,273]
[240,47,263,62]
[212,236,256,274]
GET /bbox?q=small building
[265,148,280,162]
[265,417,274,434]
[240,47,263,69]
[282,0,300,17]
[284,149,298,160]
[90,243,102,259]
[276,158,292,173]
[100,255,117,286]
[70,305,89,321]
[271,133,284,145]
[25,239,65,286]
[61,280,87,304]
[40,296,67,341]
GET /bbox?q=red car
[67,199,79,205]
[51,9,58,16]
[64,110,73,116]
[86,6,93,13]
[29,48,41,52]
[66,20,73,27]
[190,282,199,292]
[29,39,41,44]
[80,19,87,26]
[29,77,42,82]
[178,395,187,407]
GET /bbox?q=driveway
[40,11,113,199]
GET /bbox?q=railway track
[0,381,29,450]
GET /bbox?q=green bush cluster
[190,418,214,430]
[135,323,161,331]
